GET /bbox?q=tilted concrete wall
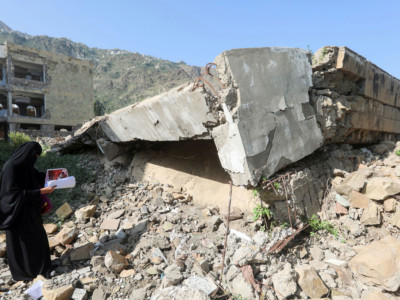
[212,48,324,186]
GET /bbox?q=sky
[1,0,400,78]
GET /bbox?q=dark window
[20,123,40,130]
[13,61,44,82]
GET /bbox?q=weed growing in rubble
[307,214,338,238]
[252,189,259,197]
[396,149,400,156]
[232,295,250,300]
[253,204,272,222]
[321,47,329,57]
[273,182,281,191]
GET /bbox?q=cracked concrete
[55,46,400,218]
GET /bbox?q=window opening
[0,94,6,117]
[20,123,40,130]
[13,61,44,82]
[12,93,44,118]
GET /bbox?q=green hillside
[0,22,201,114]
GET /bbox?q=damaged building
[0,42,94,139]
[57,46,400,219]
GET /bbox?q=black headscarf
[0,142,43,229]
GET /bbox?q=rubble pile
[2,141,400,299]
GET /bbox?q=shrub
[0,141,95,222]
[0,141,15,169]
[8,131,31,147]
[253,204,272,222]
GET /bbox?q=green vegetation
[8,131,31,147]
[0,140,95,222]
[307,214,338,238]
[253,204,272,222]
[232,295,250,300]
[396,149,400,156]
[273,182,281,191]
[321,47,329,57]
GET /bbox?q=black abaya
[0,142,51,281]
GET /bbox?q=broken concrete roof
[57,46,400,187]
[101,85,216,142]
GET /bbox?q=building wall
[1,42,94,136]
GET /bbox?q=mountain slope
[0,21,201,113]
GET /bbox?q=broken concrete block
[161,264,184,288]
[365,177,400,201]
[104,250,128,274]
[384,198,397,212]
[184,275,218,296]
[120,269,136,278]
[100,218,120,231]
[48,237,60,250]
[44,223,58,234]
[295,265,329,298]
[344,171,367,192]
[96,138,122,161]
[70,243,94,261]
[42,283,74,300]
[271,263,297,298]
[349,191,369,208]
[56,203,74,220]
[55,226,78,245]
[71,288,88,300]
[74,205,96,220]
[360,202,381,225]
[349,236,400,291]
[335,194,350,207]
[335,202,348,215]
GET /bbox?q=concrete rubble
[56,47,325,187]
[54,45,400,221]
[1,140,400,299]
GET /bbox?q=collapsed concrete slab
[59,47,323,187]
[56,46,400,217]
[100,85,217,142]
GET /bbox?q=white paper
[24,280,43,300]
[46,176,76,189]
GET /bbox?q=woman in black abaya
[0,141,56,281]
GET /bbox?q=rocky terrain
[1,140,400,299]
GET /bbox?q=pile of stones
[2,142,400,299]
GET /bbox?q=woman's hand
[40,186,56,194]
